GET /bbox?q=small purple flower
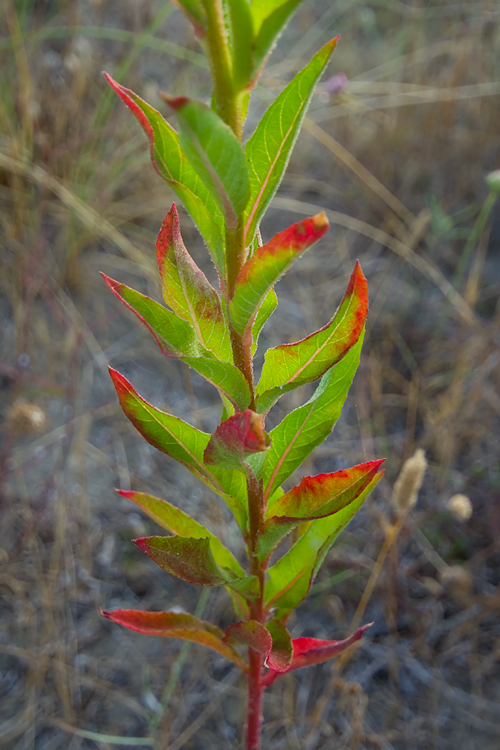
[324,72,349,95]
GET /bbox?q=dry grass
[1,0,499,748]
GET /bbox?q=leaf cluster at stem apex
[102,6,383,748]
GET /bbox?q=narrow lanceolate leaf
[264,472,383,615]
[104,74,225,274]
[251,0,305,81]
[252,288,277,355]
[102,273,202,357]
[263,333,364,503]
[103,278,250,410]
[268,460,385,520]
[165,95,250,224]
[230,214,329,335]
[156,205,232,361]
[265,619,293,672]
[204,410,271,471]
[117,490,245,577]
[101,610,247,672]
[223,620,272,656]
[262,624,372,687]
[135,536,231,586]
[109,368,247,529]
[256,261,368,414]
[244,38,338,245]
[256,460,385,561]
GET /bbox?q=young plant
[101,2,384,747]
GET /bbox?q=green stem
[200,0,242,138]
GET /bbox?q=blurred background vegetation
[1,1,499,748]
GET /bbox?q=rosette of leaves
[101,2,384,747]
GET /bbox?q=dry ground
[1,1,500,748]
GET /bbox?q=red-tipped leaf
[103,73,225,273]
[256,460,385,561]
[256,261,368,414]
[103,278,250,410]
[117,489,244,577]
[156,205,232,361]
[108,368,248,529]
[204,410,271,471]
[230,213,329,335]
[264,472,384,614]
[101,609,247,671]
[262,623,372,686]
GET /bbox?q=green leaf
[103,276,250,411]
[172,0,207,34]
[109,368,248,529]
[165,95,250,224]
[230,213,329,335]
[135,535,231,586]
[250,0,296,30]
[256,261,368,414]
[264,472,383,613]
[244,37,338,245]
[101,609,247,671]
[104,73,225,275]
[256,460,385,562]
[156,205,232,361]
[266,619,293,671]
[225,574,260,601]
[251,0,305,80]
[117,489,245,577]
[226,0,254,89]
[263,333,364,504]
[251,288,277,355]
[204,410,270,471]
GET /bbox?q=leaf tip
[313,211,329,231]
[159,92,189,110]
[133,537,149,553]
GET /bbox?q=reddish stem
[246,648,264,750]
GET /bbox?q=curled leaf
[265,619,293,672]
[224,620,272,656]
[262,623,372,686]
[204,410,271,471]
